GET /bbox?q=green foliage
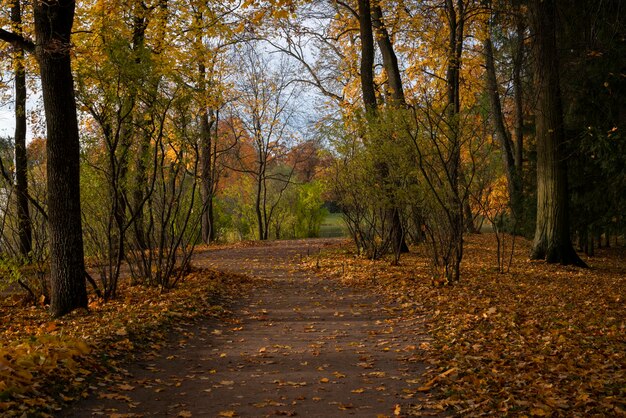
[216,176,256,241]
[293,181,328,238]
[327,109,418,259]
[216,174,328,241]
[318,212,348,238]
[0,256,24,291]
[569,126,626,238]
[558,0,626,245]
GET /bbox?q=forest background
[0,0,624,415]
[0,0,622,314]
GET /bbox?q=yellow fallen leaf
[75,341,91,354]
[117,383,135,391]
[218,411,237,417]
[351,388,365,393]
[394,404,401,416]
[178,411,193,418]
[319,377,329,383]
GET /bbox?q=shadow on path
[61,239,431,417]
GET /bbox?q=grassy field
[319,212,348,238]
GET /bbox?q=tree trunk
[445,0,465,281]
[528,0,586,266]
[126,10,151,252]
[34,0,88,316]
[357,0,377,111]
[370,3,409,253]
[371,4,404,105]
[132,130,150,250]
[484,35,523,221]
[199,64,216,244]
[11,0,32,260]
[513,8,525,172]
[255,162,265,241]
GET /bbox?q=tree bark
[512,8,525,172]
[528,0,586,266]
[357,0,377,111]
[445,0,465,281]
[484,35,523,221]
[132,129,151,250]
[370,3,409,253]
[34,0,88,316]
[198,62,216,244]
[11,0,32,260]
[199,106,215,243]
[370,4,404,105]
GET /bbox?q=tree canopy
[0,0,622,312]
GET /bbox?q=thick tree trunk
[484,35,523,221]
[357,0,377,111]
[370,4,404,105]
[513,10,525,172]
[34,0,88,316]
[528,0,586,266]
[11,0,32,260]
[126,10,151,252]
[370,3,409,253]
[445,0,465,281]
[199,112,214,244]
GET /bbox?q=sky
[0,107,15,138]
[0,96,39,141]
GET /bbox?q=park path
[61,239,430,417]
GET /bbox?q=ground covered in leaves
[60,238,433,417]
[0,266,253,417]
[315,234,625,416]
[1,235,624,417]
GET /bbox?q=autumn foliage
[0,266,254,416]
[314,234,625,416]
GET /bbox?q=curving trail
[61,239,431,417]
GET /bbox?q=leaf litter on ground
[311,234,625,416]
[0,266,255,416]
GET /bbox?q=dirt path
[61,239,430,417]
